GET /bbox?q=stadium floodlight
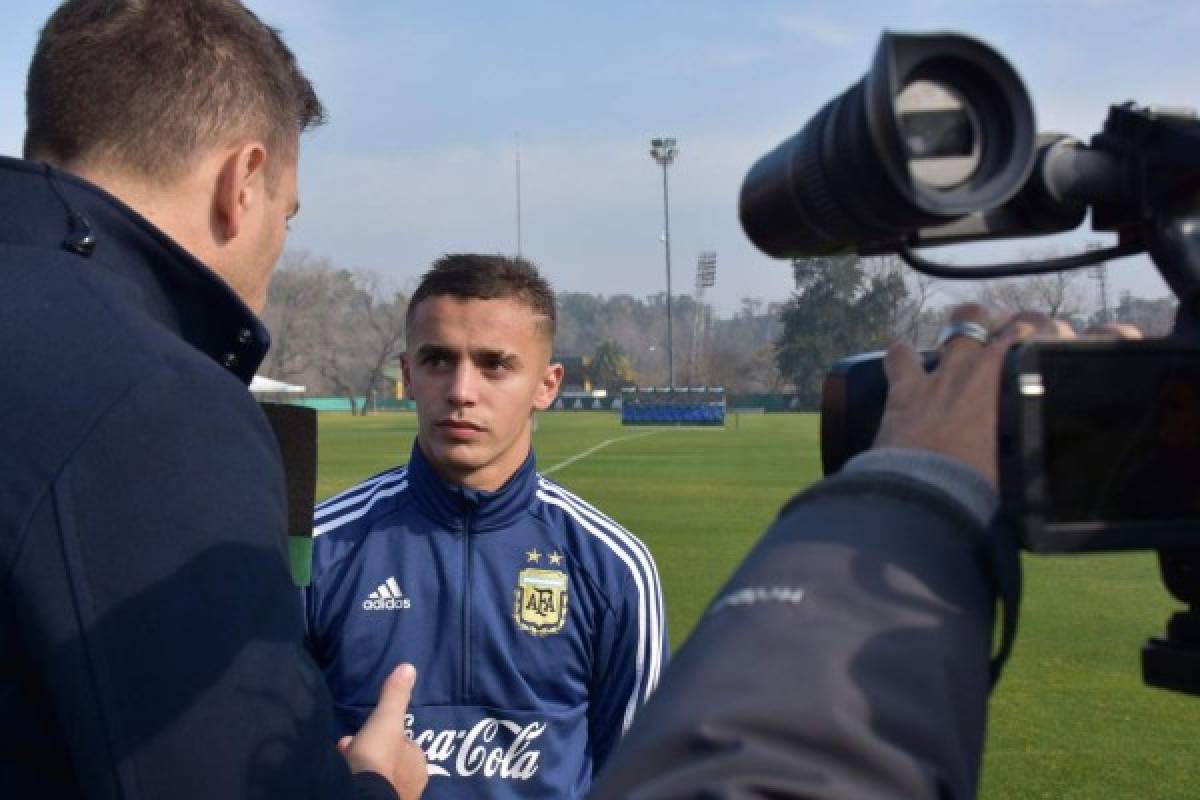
[695,251,717,290]
[691,252,717,387]
[650,137,679,388]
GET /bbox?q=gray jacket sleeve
[589,454,1002,800]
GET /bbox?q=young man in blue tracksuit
[304,254,668,798]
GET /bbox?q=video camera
[738,31,1200,695]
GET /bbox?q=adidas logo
[362,576,412,611]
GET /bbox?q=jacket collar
[406,440,539,533]
[0,156,268,383]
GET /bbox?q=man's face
[242,155,299,311]
[402,295,563,491]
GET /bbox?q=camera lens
[896,79,981,190]
[739,32,1035,259]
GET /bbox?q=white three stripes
[536,479,664,733]
[314,469,408,537]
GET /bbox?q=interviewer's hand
[874,305,1067,488]
[339,664,428,800]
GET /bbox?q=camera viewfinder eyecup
[738,31,1036,259]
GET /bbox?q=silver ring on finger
[935,320,990,348]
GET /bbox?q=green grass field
[316,411,1200,798]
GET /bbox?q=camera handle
[1143,549,1200,695]
[1139,284,1200,695]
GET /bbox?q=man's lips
[436,419,485,438]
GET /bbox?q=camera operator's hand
[339,663,428,800]
[874,304,1066,489]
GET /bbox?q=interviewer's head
[23,0,325,311]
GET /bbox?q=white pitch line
[542,431,661,476]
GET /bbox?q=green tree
[589,340,638,391]
[775,255,907,408]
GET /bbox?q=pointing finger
[375,664,417,721]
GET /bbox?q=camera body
[821,336,1200,553]
[998,337,1200,553]
[819,350,934,476]
[743,30,1200,692]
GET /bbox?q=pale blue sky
[2,1,1194,313]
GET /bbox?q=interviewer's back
[0,2,420,797]
[0,153,356,798]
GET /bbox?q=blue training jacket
[304,443,668,799]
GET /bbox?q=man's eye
[483,358,513,373]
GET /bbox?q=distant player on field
[303,254,667,799]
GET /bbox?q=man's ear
[533,362,565,412]
[212,142,268,242]
[399,352,413,396]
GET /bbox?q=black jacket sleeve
[8,362,395,800]
[589,470,999,800]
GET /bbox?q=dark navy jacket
[0,156,392,800]
[305,443,667,799]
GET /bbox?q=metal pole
[650,137,678,390]
[515,134,523,259]
[661,161,673,389]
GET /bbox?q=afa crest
[514,568,569,636]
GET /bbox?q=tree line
[259,250,1176,412]
[776,252,1176,407]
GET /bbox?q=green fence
[290,397,416,412]
[727,393,806,412]
[287,394,805,413]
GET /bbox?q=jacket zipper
[461,510,473,702]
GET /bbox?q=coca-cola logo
[405,715,545,780]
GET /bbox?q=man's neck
[419,445,529,494]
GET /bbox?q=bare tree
[310,271,407,415]
[300,267,365,412]
[703,298,784,392]
[352,271,409,414]
[970,270,1087,320]
[261,255,409,414]
[950,245,1091,324]
[858,254,943,345]
[259,251,336,382]
[1114,291,1177,336]
[900,270,943,345]
[912,305,954,348]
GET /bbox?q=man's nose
[446,363,479,406]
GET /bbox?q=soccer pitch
[316,411,1199,798]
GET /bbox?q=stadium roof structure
[249,375,306,395]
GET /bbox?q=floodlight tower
[691,251,717,386]
[650,137,678,388]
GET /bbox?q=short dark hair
[408,254,557,341]
[24,0,324,183]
